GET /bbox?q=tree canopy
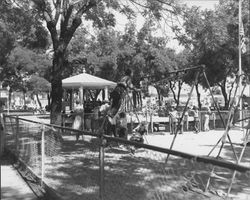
[2,0,249,117]
[173,0,250,108]
[26,0,182,123]
[0,0,50,95]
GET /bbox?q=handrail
[103,135,250,173]
[3,114,99,137]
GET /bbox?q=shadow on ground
[39,134,250,200]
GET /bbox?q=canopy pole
[79,86,84,105]
[70,89,73,110]
[104,87,109,101]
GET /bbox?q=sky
[116,0,219,28]
[114,0,219,52]
[182,0,219,10]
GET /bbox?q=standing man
[204,103,211,132]
[192,106,200,133]
[169,107,178,135]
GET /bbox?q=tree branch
[128,0,151,9]
[64,0,97,45]
[61,4,74,32]
[47,20,59,50]
[54,0,62,26]
[75,0,98,18]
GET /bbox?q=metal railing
[2,114,250,200]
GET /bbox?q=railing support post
[15,117,19,156]
[0,114,5,156]
[41,124,45,187]
[99,128,105,200]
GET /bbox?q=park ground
[42,128,250,200]
[1,125,250,200]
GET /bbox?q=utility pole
[238,0,243,129]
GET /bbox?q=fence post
[150,113,153,133]
[199,111,202,132]
[0,114,5,156]
[185,114,189,131]
[212,112,216,129]
[41,124,45,187]
[130,113,133,135]
[99,127,105,200]
[15,117,19,156]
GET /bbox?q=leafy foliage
[0,0,49,49]
[173,0,249,108]
[4,46,50,93]
[0,0,50,99]
[0,20,15,66]
[27,75,50,93]
[4,0,184,122]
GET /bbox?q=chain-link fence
[2,114,250,200]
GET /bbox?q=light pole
[6,85,10,114]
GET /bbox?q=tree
[0,20,15,67]
[0,0,48,50]
[164,49,192,107]
[61,5,181,108]
[129,18,177,102]
[27,75,51,109]
[12,0,180,124]
[29,0,119,123]
[0,0,50,105]
[173,0,249,109]
[3,0,184,123]
[3,46,51,106]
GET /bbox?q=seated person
[130,121,147,143]
[244,119,250,129]
[117,112,128,140]
[133,121,147,136]
[91,105,101,133]
[107,114,118,137]
[99,101,110,116]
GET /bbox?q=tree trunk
[42,1,97,124]
[195,84,201,109]
[50,50,64,124]
[23,91,26,109]
[8,91,11,109]
[156,88,161,108]
[47,93,51,108]
[219,81,229,109]
[169,81,177,105]
[35,94,42,109]
[176,81,183,107]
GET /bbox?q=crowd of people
[167,104,212,135]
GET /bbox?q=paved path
[145,129,250,164]
[1,156,38,200]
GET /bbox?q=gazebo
[61,72,117,130]
[62,72,117,110]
